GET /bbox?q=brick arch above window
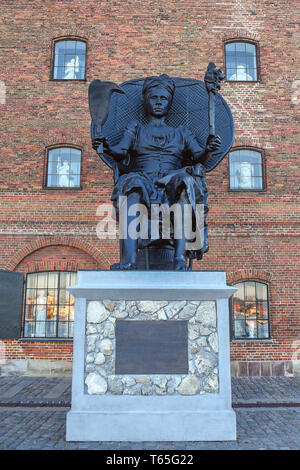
[15,245,99,275]
[222,32,260,43]
[7,237,110,271]
[227,269,271,285]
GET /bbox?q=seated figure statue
[92,74,230,271]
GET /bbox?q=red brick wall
[0,1,299,367]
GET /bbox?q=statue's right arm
[92,121,138,162]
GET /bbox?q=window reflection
[53,40,86,80]
[229,149,263,190]
[47,147,81,188]
[232,281,270,339]
[226,42,258,81]
[23,271,77,339]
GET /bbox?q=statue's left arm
[184,129,221,165]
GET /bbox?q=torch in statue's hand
[206,134,222,153]
[204,62,225,140]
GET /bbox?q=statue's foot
[173,257,188,271]
[110,261,137,270]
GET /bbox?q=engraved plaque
[115,320,188,375]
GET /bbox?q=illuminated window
[53,39,86,80]
[231,281,270,340]
[46,147,81,188]
[23,272,77,339]
[225,42,258,81]
[229,149,263,190]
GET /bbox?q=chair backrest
[91,77,234,173]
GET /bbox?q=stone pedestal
[66,270,236,441]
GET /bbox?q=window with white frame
[225,42,258,82]
[229,149,263,190]
[23,271,77,339]
[53,39,86,80]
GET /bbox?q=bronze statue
[89,66,234,271]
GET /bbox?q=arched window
[225,41,258,81]
[23,271,77,339]
[52,39,86,80]
[231,281,270,339]
[229,149,264,190]
[46,147,81,188]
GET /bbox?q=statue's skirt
[111,164,209,259]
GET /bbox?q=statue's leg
[111,191,141,270]
[173,189,188,271]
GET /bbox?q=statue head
[142,74,175,117]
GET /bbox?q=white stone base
[66,409,237,441]
[66,271,237,442]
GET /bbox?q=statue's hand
[92,136,109,153]
[206,135,221,152]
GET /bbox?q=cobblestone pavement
[0,377,299,450]
[0,406,299,450]
[0,376,299,405]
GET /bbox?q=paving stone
[0,376,299,449]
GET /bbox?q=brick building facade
[0,0,299,376]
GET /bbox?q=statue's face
[144,86,172,117]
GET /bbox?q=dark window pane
[58,322,69,338]
[234,319,247,338]
[258,320,269,338]
[46,321,57,337]
[24,322,35,338]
